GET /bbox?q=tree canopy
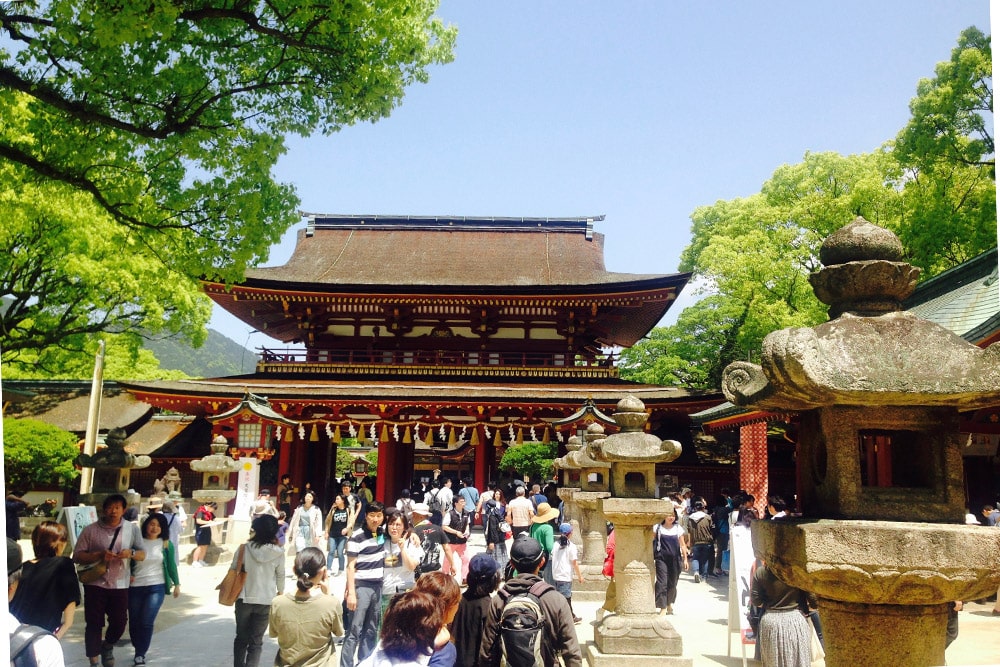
[2,418,80,492]
[0,0,456,369]
[499,442,558,483]
[620,27,996,391]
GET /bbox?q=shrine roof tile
[239,222,682,288]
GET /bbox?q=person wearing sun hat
[529,502,560,585]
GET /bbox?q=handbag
[217,544,247,606]
[77,525,122,584]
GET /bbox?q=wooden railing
[256,348,619,379]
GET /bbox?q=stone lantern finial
[808,216,921,318]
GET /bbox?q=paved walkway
[43,532,999,667]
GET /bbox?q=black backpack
[427,488,443,513]
[10,623,51,667]
[497,580,555,667]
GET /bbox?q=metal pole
[79,340,105,496]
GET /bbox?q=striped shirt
[347,527,384,583]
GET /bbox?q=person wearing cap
[250,490,279,521]
[529,502,560,585]
[73,494,146,667]
[451,553,500,667]
[8,538,66,667]
[409,503,451,579]
[479,536,581,667]
[505,485,535,539]
[550,523,584,623]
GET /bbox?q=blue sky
[210,1,994,351]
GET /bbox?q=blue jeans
[691,543,713,579]
[328,535,347,572]
[340,581,381,667]
[128,584,165,657]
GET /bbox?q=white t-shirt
[550,540,579,583]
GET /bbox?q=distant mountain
[146,329,259,378]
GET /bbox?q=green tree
[499,442,557,483]
[0,0,456,363]
[623,28,997,390]
[893,26,996,274]
[2,418,80,491]
[0,164,210,371]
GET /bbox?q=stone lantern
[76,427,151,505]
[588,395,689,667]
[190,435,243,506]
[722,218,1000,666]
[554,424,613,588]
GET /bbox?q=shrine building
[121,215,722,504]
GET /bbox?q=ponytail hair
[293,547,326,592]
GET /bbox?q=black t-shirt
[10,557,81,632]
[412,521,447,572]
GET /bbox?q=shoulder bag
[216,544,247,606]
[77,524,122,584]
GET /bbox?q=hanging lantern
[516,427,524,445]
[403,426,412,444]
[332,424,342,444]
[380,424,389,443]
[493,429,502,448]
[309,424,319,442]
[448,427,456,446]
[543,427,551,443]
[285,426,294,442]
[471,428,480,446]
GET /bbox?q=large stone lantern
[588,395,689,667]
[722,218,1000,666]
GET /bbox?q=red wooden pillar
[740,421,768,515]
[375,438,394,505]
[474,427,490,492]
[278,430,292,481]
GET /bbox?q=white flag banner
[730,523,755,634]
[232,458,260,522]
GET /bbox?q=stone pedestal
[557,487,585,553]
[753,519,1000,667]
[575,491,611,589]
[589,497,691,666]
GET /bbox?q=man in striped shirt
[340,501,385,667]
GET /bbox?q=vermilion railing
[257,348,617,369]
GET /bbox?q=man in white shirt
[506,485,536,539]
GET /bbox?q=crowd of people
[8,477,996,667]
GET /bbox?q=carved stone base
[821,598,947,667]
[593,612,685,656]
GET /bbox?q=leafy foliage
[499,442,557,483]
[892,26,996,274]
[0,0,456,366]
[2,418,80,491]
[621,27,997,391]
